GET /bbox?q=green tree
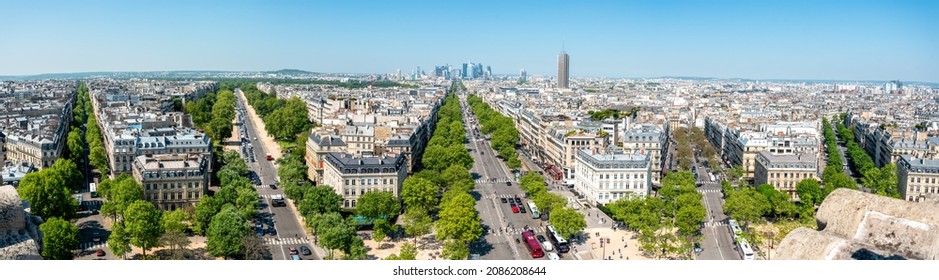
[100,174,144,221]
[440,164,475,193]
[108,222,131,259]
[403,207,432,240]
[124,200,163,258]
[206,205,248,259]
[298,185,343,216]
[724,188,770,226]
[435,192,482,244]
[412,170,444,188]
[862,164,900,199]
[727,166,744,182]
[16,169,77,220]
[548,207,587,239]
[39,217,79,260]
[531,191,566,215]
[310,213,356,259]
[386,241,418,260]
[89,145,109,174]
[67,128,85,161]
[235,186,259,221]
[193,196,222,235]
[823,172,858,198]
[401,177,439,211]
[796,179,823,206]
[356,191,400,220]
[160,209,192,259]
[442,240,471,260]
[343,237,368,260]
[372,218,391,247]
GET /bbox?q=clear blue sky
[2,0,937,82]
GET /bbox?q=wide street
[693,164,740,260]
[235,88,318,260]
[458,94,571,260]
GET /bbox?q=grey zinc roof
[309,134,347,147]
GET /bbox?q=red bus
[522,230,544,258]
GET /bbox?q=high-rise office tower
[557,51,570,89]
[462,63,469,79]
[520,69,527,83]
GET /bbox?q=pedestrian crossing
[487,227,546,237]
[483,194,522,200]
[475,178,513,184]
[263,237,311,245]
[703,221,728,228]
[81,241,106,250]
[698,189,721,194]
[255,184,274,189]
[82,200,103,207]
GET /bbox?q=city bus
[545,225,571,253]
[737,238,755,260]
[527,201,541,219]
[521,230,545,258]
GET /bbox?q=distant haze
[1,1,937,82]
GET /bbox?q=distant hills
[0,69,321,81]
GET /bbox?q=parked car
[299,246,312,256]
[288,247,299,255]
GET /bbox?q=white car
[547,252,560,260]
[541,240,554,252]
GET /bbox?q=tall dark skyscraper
[557,51,569,89]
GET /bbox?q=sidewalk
[237,88,283,161]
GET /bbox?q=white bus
[737,239,755,260]
[527,201,541,219]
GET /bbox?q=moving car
[96,249,106,257]
[506,182,512,186]
[547,252,560,260]
[288,247,299,255]
[512,205,520,213]
[500,197,508,203]
[536,235,554,251]
[519,205,527,213]
[269,184,277,190]
[266,154,274,161]
[300,246,312,256]
[291,254,302,260]
[515,197,522,204]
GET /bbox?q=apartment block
[897,155,939,203]
[754,151,818,199]
[574,148,651,205]
[133,153,209,211]
[321,152,408,209]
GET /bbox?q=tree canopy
[39,217,79,260]
[16,159,80,219]
[206,205,248,259]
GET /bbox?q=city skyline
[2,1,938,82]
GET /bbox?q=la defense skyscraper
[557,51,570,89]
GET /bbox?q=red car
[96,249,106,257]
[512,205,520,213]
[288,247,299,255]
